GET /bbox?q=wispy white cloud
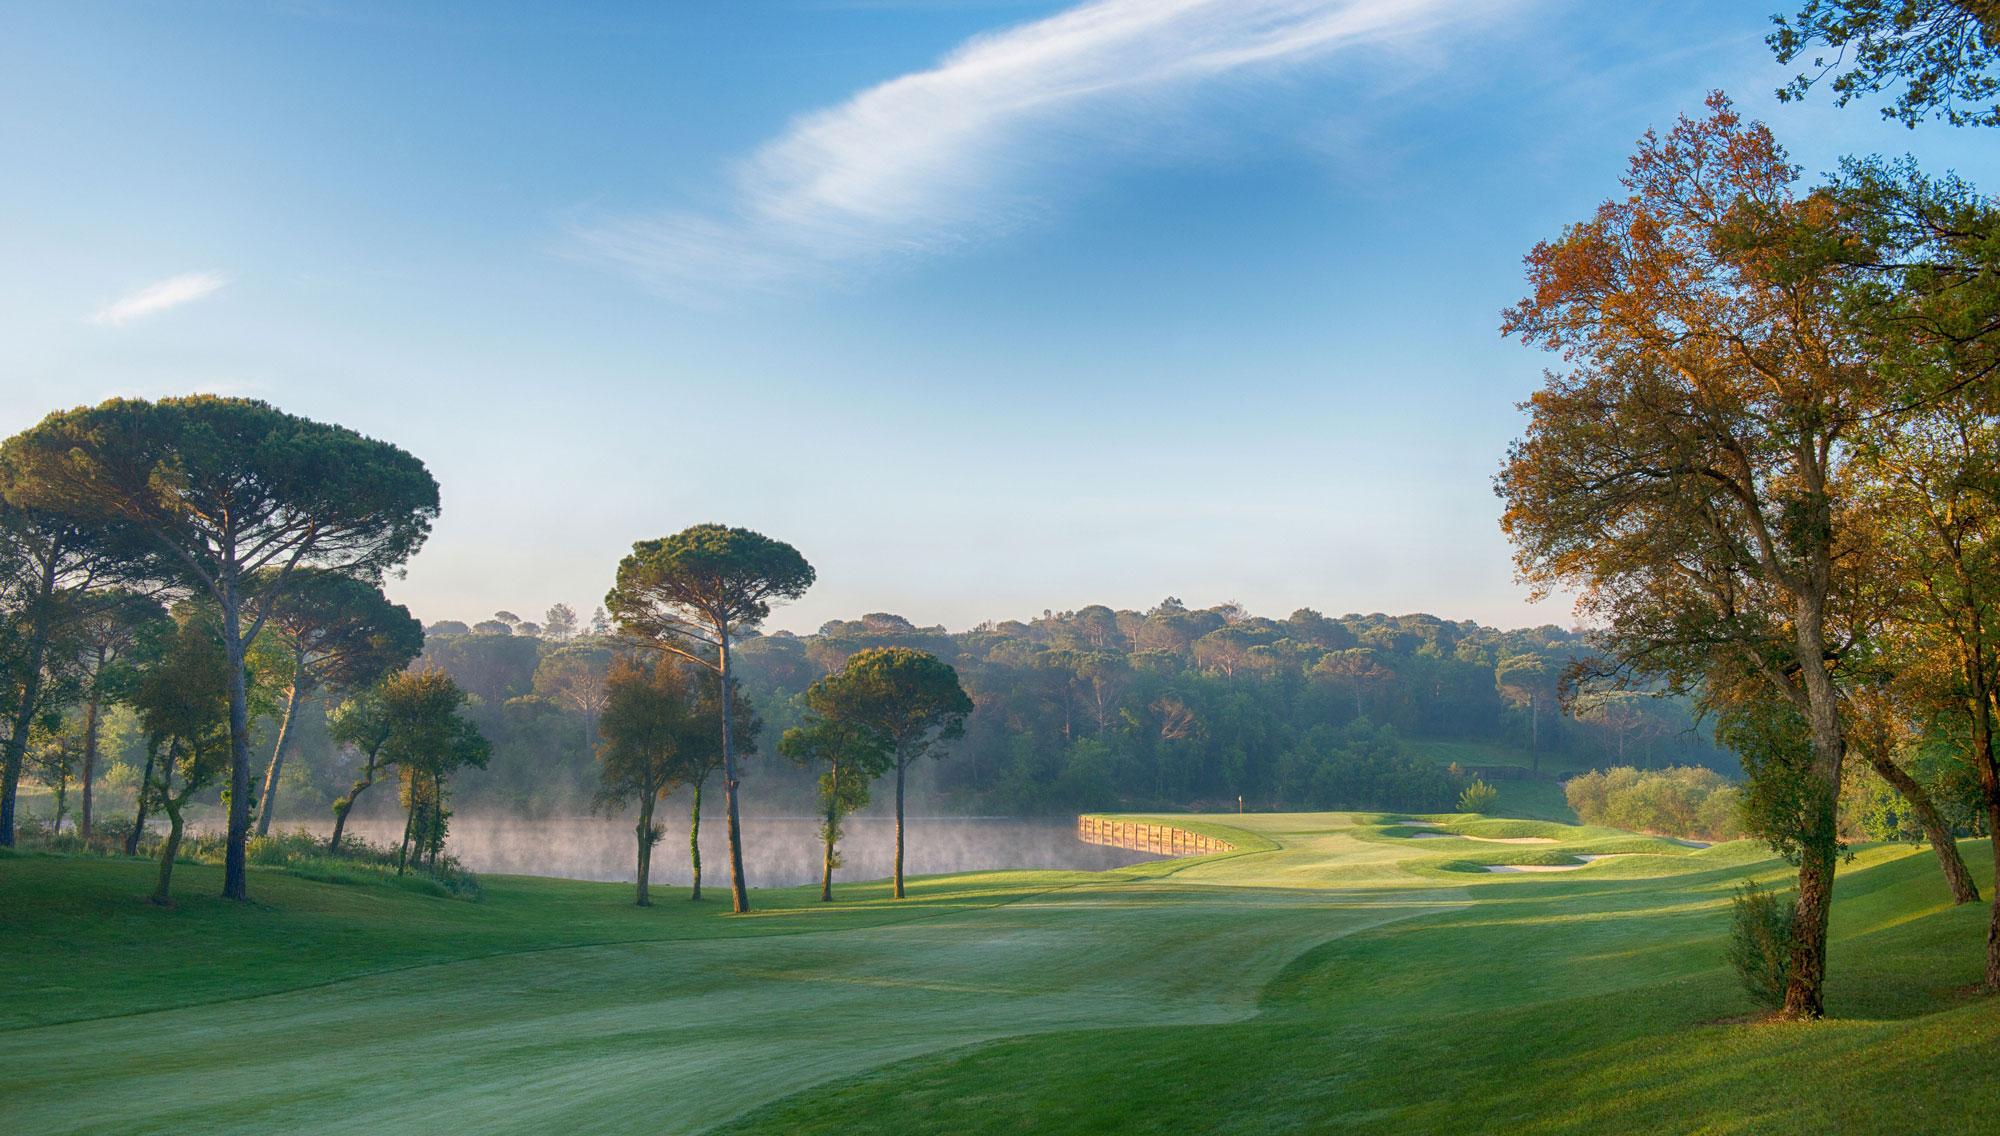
[90,271,229,326]
[572,0,1520,296]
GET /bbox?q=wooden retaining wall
[1076,815,1233,856]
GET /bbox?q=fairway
[3,813,1995,1134]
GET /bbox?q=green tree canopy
[1771,0,2000,127]
[0,493,148,846]
[376,668,488,875]
[129,604,233,905]
[804,647,971,898]
[596,654,710,905]
[780,713,892,902]
[254,569,424,835]
[607,523,813,913]
[69,587,169,840]
[0,395,440,898]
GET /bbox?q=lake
[302,813,1159,887]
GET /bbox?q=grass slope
[3,815,1996,1135]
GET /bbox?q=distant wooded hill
[403,600,1734,819]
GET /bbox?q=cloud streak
[574,0,1510,296]
[90,271,229,326]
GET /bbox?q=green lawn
[3,814,1995,1135]
[1403,737,1586,774]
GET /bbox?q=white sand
[1484,854,1630,873]
[1459,835,1559,845]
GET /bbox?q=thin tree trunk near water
[396,787,416,876]
[152,807,185,906]
[718,631,750,913]
[328,755,382,854]
[255,677,306,837]
[80,689,102,841]
[220,581,254,901]
[127,741,164,856]
[634,792,655,907]
[821,761,839,903]
[893,757,907,900]
[51,772,68,833]
[688,778,703,901]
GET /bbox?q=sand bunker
[1459,835,1559,845]
[1484,854,1629,873]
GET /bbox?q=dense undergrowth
[7,818,480,899]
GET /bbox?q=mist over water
[301,814,1158,886]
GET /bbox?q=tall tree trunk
[220,578,253,901]
[422,770,444,869]
[821,761,839,903]
[634,792,655,907]
[1860,746,1979,903]
[396,783,416,876]
[152,804,185,907]
[151,748,183,906]
[1785,803,1840,1020]
[717,630,750,913]
[328,759,377,854]
[1781,602,1846,1021]
[1965,649,2000,990]
[893,755,907,900]
[1985,789,2000,991]
[0,584,52,844]
[420,775,434,869]
[256,674,307,837]
[330,768,370,856]
[127,740,163,856]
[688,778,704,901]
[80,681,103,841]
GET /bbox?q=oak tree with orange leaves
[1497,93,1883,1019]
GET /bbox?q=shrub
[1564,766,1743,840]
[1458,779,1499,814]
[1726,881,1796,1009]
[23,822,484,899]
[1695,787,1743,841]
[16,814,62,842]
[242,827,482,898]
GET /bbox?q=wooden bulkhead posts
[1073,814,1232,857]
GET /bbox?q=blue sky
[4,0,1996,634]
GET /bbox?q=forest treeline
[191,600,1732,829]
